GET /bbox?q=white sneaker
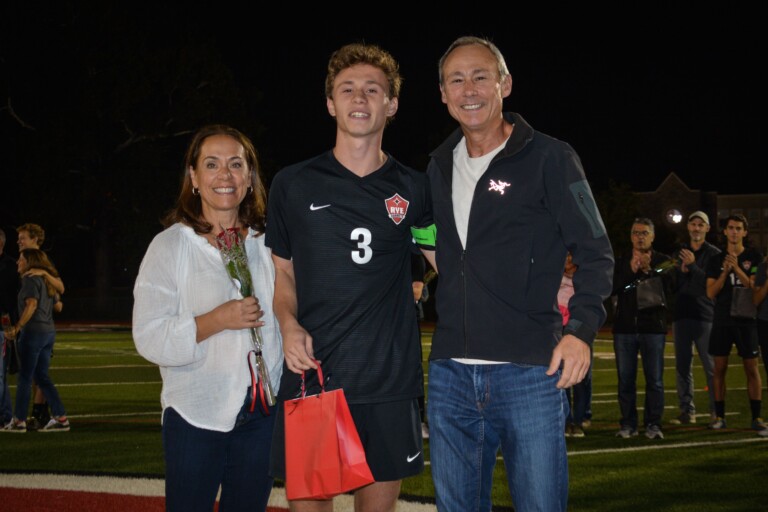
[1,419,27,433]
[645,424,664,439]
[709,417,727,430]
[40,418,70,432]
[615,426,638,438]
[421,422,429,439]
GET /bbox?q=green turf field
[1,327,767,510]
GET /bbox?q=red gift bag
[284,361,375,500]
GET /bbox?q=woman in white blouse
[133,125,283,512]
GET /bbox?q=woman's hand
[194,296,265,343]
[219,296,265,331]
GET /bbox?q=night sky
[225,20,766,196]
[3,6,764,195]
[1,6,765,299]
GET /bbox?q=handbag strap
[300,360,324,398]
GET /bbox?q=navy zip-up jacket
[611,250,673,334]
[427,113,614,366]
[671,241,720,322]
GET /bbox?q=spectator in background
[611,218,673,440]
[705,213,766,434]
[670,211,720,425]
[753,254,768,436]
[560,253,592,438]
[15,223,65,431]
[754,253,768,381]
[16,224,64,296]
[2,248,67,433]
[0,229,21,427]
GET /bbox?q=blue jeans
[0,332,13,423]
[427,359,568,512]
[566,367,592,425]
[14,329,65,421]
[162,396,276,512]
[673,319,715,416]
[613,333,666,429]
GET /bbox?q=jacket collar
[430,112,534,181]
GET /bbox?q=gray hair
[438,36,510,85]
[632,217,655,232]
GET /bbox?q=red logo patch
[384,193,409,225]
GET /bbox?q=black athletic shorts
[757,319,768,358]
[708,323,759,358]
[269,397,424,483]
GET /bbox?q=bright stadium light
[666,208,683,224]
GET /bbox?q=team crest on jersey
[385,193,409,225]
[742,260,753,272]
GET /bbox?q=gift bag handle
[300,359,324,398]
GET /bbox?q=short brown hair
[726,213,748,230]
[325,43,402,102]
[17,223,45,246]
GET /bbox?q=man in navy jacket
[426,36,614,512]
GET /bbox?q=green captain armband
[411,224,436,249]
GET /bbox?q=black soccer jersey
[266,151,433,404]
[706,246,763,324]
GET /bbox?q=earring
[192,187,199,196]
[247,186,253,194]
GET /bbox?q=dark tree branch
[2,97,35,130]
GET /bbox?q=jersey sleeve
[265,170,293,260]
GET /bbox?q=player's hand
[282,324,318,374]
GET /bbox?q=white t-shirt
[132,223,283,431]
[452,136,507,249]
[452,136,509,365]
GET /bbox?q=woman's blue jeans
[427,359,569,512]
[162,396,276,512]
[14,329,65,421]
[613,332,666,429]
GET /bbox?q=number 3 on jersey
[351,228,372,264]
